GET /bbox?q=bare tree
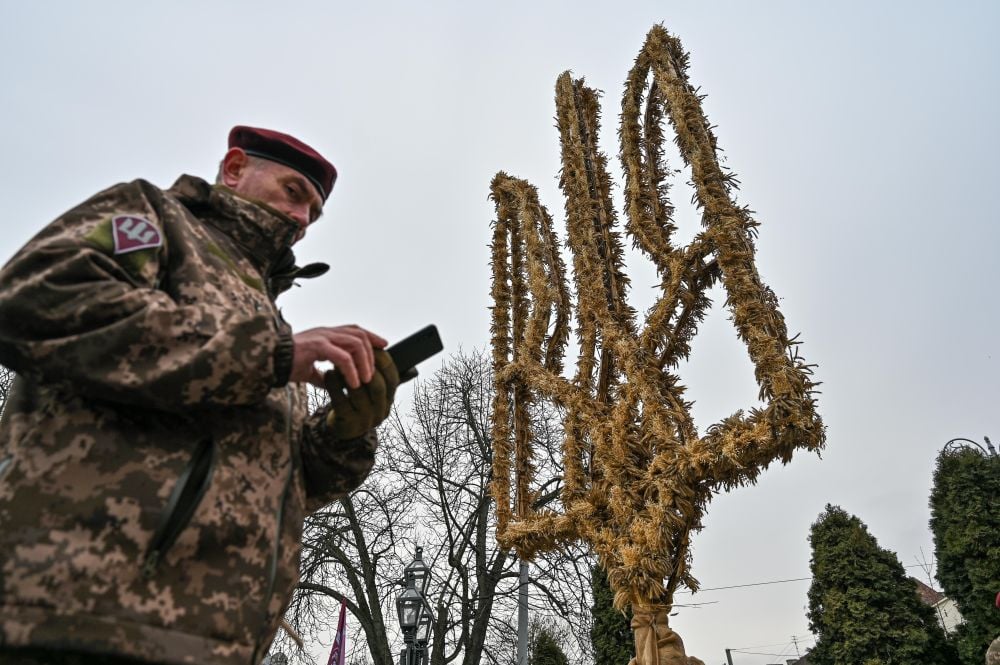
[270,351,593,665]
[272,383,413,665]
[0,364,13,419]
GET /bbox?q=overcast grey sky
[2,1,998,663]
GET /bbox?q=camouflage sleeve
[299,411,378,512]
[0,179,286,410]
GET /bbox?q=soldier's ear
[220,148,249,188]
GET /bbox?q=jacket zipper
[142,438,216,578]
[252,387,295,663]
[259,266,297,607]
[252,253,299,663]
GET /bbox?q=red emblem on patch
[111,216,162,254]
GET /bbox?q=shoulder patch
[111,215,162,254]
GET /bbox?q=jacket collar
[167,174,300,276]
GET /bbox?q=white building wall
[934,597,964,634]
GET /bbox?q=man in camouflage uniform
[0,126,399,665]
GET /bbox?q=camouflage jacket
[0,175,377,664]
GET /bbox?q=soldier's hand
[323,350,400,440]
[290,325,387,389]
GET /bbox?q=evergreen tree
[528,626,569,665]
[930,441,1000,665]
[590,564,634,664]
[807,505,958,665]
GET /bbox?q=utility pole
[517,560,529,665]
[725,648,734,665]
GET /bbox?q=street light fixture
[944,436,997,456]
[396,547,435,665]
[415,611,432,645]
[413,608,433,665]
[396,577,424,633]
[403,546,432,595]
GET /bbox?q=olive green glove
[323,349,400,440]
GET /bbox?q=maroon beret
[228,125,337,201]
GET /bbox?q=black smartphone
[387,325,443,380]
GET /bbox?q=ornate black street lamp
[404,546,432,595]
[396,578,423,665]
[414,610,433,665]
[396,547,434,665]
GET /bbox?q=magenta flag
[326,600,347,665]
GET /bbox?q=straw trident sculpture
[489,26,825,665]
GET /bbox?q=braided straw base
[987,635,1000,665]
[627,609,704,665]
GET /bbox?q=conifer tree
[930,440,1000,665]
[529,627,569,665]
[807,505,958,665]
[590,565,634,664]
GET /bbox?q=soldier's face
[221,148,324,242]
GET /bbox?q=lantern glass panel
[396,586,423,629]
[416,614,432,643]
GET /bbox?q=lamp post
[396,547,434,665]
[944,436,997,456]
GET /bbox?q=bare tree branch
[269,351,594,665]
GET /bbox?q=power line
[729,635,813,651]
[671,600,719,608]
[677,576,810,593]
[678,563,929,594]
[733,636,815,659]
[732,640,815,657]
